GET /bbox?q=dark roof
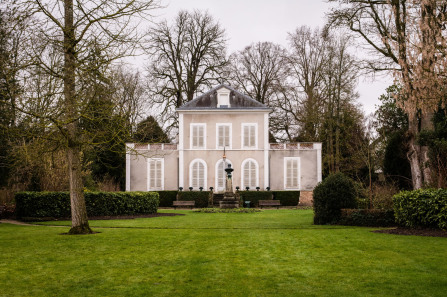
[177,84,270,110]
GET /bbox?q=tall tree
[145,10,228,133]
[327,0,447,188]
[287,26,331,141]
[12,0,159,234]
[228,42,289,105]
[0,5,28,187]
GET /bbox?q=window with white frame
[190,124,206,149]
[190,159,207,189]
[284,157,300,190]
[148,158,164,190]
[215,159,232,191]
[242,123,257,148]
[216,124,231,149]
[241,159,258,189]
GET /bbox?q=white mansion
[126,85,321,204]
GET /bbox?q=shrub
[156,191,178,207]
[272,191,300,206]
[372,183,398,210]
[15,191,159,219]
[339,209,395,227]
[177,191,210,208]
[313,173,357,225]
[393,189,447,229]
[238,191,272,208]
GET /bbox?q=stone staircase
[212,193,225,207]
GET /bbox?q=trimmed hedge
[156,191,178,207]
[393,189,447,229]
[313,173,357,225]
[238,191,273,208]
[272,191,300,206]
[177,191,210,208]
[15,191,159,219]
[339,209,396,227]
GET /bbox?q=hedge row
[339,209,395,227]
[238,191,272,207]
[177,191,211,208]
[393,189,447,229]
[156,191,178,207]
[15,191,159,219]
[272,191,300,206]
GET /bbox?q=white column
[315,143,322,183]
[179,113,184,188]
[125,143,134,191]
[264,113,269,189]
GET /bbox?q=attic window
[217,91,231,108]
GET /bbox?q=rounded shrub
[313,172,357,225]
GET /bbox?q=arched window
[189,159,207,189]
[241,159,258,190]
[215,159,232,192]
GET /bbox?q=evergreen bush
[156,191,178,207]
[15,191,159,219]
[313,173,357,224]
[238,191,272,208]
[177,191,210,208]
[272,191,300,206]
[339,209,395,227]
[393,189,447,229]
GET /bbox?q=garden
[1,209,447,297]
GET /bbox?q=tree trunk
[64,0,92,234]
[407,114,429,190]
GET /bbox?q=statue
[220,164,239,208]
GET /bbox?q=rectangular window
[190,123,206,149]
[242,123,257,148]
[284,157,300,190]
[148,158,164,190]
[216,123,231,149]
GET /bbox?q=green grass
[1,209,447,297]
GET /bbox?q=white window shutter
[243,162,250,188]
[244,126,249,147]
[156,160,162,188]
[285,158,299,189]
[249,126,255,147]
[250,161,256,188]
[198,126,204,148]
[224,126,229,147]
[192,161,205,188]
[218,161,224,189]
[218,126,224,147]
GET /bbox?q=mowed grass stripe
[1,210,446,297]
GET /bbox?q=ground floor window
[190,159,207,189]
[284,157,300,190]
[148,158,164,190]
[241,158,258,190]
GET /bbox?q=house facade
[126,85,321,204]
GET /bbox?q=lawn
[1,209,446,297]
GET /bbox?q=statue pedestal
[219,164,239,208]
[219,191,239,209]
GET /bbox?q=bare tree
[9,0,160,234]
[145,10,228,133]
[327,0,447,188]
[287,26,331,141]
[228,42,289,105]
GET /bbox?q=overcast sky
[153,0,391,115]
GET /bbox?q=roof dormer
[216,87,231,108]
